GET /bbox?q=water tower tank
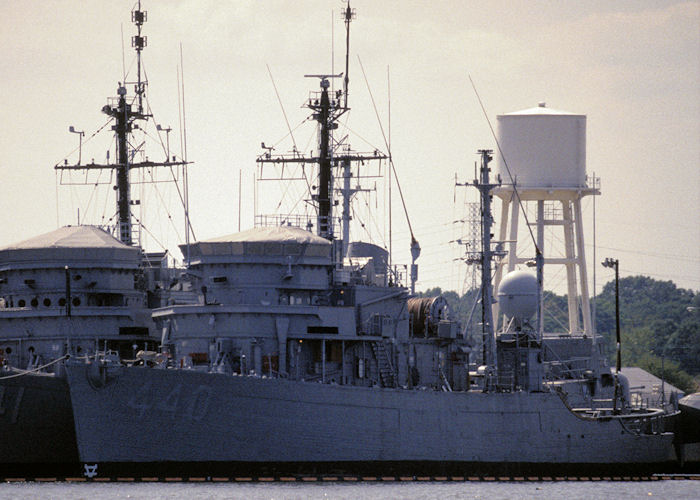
[496,103,586,188]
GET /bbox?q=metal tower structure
[54,2,190,246]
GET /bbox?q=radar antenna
[342,1,355,108]
[131,0,147,114]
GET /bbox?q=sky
[1,0,698,296]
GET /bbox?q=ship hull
[65,364,679,474]
[0,371,78,467]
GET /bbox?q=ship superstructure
[141,2,454,395]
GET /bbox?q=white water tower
[492,103,598,335]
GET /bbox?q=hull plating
[66,365,675,465]
[0,372,78,464]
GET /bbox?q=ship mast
[343,1,353,109]
[133,2,146,115]
[457,150,502,370]
[54,2,190,246]
[257,3,387,253]
[314,76,334,240]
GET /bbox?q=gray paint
[65,365,675,464]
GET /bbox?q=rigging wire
[141,72,195,242]
[262,117,313,153]
[258,118,314,205]
[81,168,105,219]
[468,75,539,253]
[387,65,392,268]
[54,119,113,167]
[100,176,111,227]
[179,43,192,253]
[131,214,169,253]
[338,123,384,153]
[140,64,171,158]
[350,205,373,244]
[356,191,386,248]
[590,244,700,264]
[266,64,300,155]
[121,23,126,84]
[357,56,417,247]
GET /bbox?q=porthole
[72,297,81,307]
[31,298,39,308]
[18,299,26,307]
[43,298,51,307]
[58,298,66,307]
[5,347,11,354]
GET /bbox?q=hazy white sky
[1,1,698,294]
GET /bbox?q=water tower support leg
[574,198,592,335]
[562,200,580,333]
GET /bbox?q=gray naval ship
[62,3,690,478]
[0,1,191,470]
[0,227,164,465]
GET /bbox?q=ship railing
[92,349,122,365]
[307,90,344,111]
[629,391,652,410]
[542,357,590,381]
[495,371,515,392]
[554,384,676,429]
[296,366,343,384]
[585,174,601,190]
[541,341,590,375]
[254,214,341,236]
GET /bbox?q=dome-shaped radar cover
[497,270,538,320]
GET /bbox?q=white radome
[497,270,538,320]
